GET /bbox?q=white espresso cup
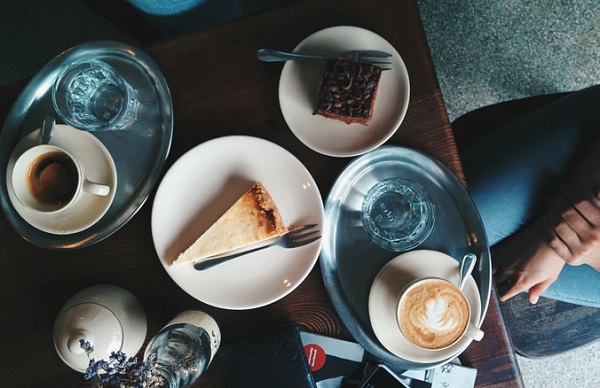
[396,277,484,351]
[11,144,110,213]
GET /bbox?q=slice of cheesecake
[172,181,287,266]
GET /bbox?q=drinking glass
[144,310,221,388]
[361,178,435,251]
[52,59,138,131]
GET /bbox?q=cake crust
[171,181,287,265]
[313,59,382,125]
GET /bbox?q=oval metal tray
[321,146,491,370]
[0,41,173,249]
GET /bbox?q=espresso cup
[11,144,110,213]
[52,59,138,131]
[396,277,483,351]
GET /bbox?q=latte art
[417,297,458,331]
[398,278,470,350]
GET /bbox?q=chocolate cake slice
[313,59,382,125]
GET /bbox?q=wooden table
[0,0,523,386]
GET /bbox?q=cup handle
[82,180,110,196]
[465,324,484,342]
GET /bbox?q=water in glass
[361,178,435,251]
[145,322,212,388]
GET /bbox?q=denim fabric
[462,85,600,307]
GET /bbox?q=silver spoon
[40,115,56,144]
[458,253,477,290]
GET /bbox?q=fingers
[499,286,522,302]
[498,277,528,302]
[528,280,553,304]
[494,248,564,304]
[548,184,600,265]
[497,277,553,304]
[496,268,527,302]
[559,184,600,229]
[548,188,584,262]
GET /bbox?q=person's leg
[461,85,600,307]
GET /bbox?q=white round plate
[278,26,410,157]
[6,125,117,235]
[369,250,481,364]
[151,136,324,310]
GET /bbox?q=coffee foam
[398,278,470,350]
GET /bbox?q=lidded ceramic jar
[53,284,147,372]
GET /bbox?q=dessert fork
[257,49,392,70]
[193,224,321,271]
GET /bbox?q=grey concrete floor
[417,0,600,122]
[1,1,599,387]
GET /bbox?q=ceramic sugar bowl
[53,284,147,372]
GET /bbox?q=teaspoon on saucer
[40,115,56,144]
[459,253,477,290]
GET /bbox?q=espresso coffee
[27,151,78,208]
[397,278,470,350]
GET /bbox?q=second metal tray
[321,146,491,370]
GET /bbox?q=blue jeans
[461,85,600,308]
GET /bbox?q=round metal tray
[321,146,491,370]
[0,41,173,249]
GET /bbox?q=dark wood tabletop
[0,0,523,386]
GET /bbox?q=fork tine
[290,224,317,233]
[289,230,320,242]
[367,60,393,66]
[358,50,393,58]
[360,62,392,71]
[288,235,322,248]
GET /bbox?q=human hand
[493,218,565,304]
[547,185,600,270]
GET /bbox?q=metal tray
[321,146,491,370]
[0,41,173,249]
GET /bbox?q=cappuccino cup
[396,277,483,351]
[11,144,110,213]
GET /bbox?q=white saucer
[278,26,410,157]
[368,250,481,364]
[151,136,324,310]
[6,125,117,235]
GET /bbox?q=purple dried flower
[79,338,159,387]
[80,339,95,356]
[110,351,128,364]
[84,359,99,380]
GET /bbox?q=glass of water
[52,59,138,131]
[144,310,221,388]
[361,178,435,251]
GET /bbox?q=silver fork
[257,48,392,70]
[193,224,321,271]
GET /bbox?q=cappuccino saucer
[6,124,117,235]
[368,250,481,365]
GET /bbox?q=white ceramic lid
[53,284,147,373]
[53,303,123,372]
